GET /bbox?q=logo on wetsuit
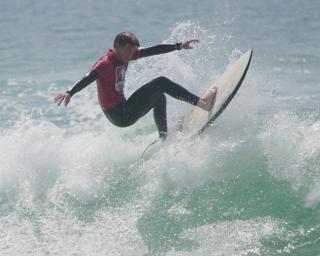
[115,66,127,95]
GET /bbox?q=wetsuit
[67,43,200,139]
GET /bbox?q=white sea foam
[167,218,285,256]
[259,112,320,206]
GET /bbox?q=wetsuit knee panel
[155,76,170,84]
[150,76,172,94]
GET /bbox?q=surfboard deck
[181,49,253,137]
[140,50,253,161]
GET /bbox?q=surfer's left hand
[181,39,200,49]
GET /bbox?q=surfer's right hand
[54,92,71,107]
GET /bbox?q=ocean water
[1,0,320,255]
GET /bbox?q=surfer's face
[115,44,138,63]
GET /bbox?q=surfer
[54,32,217,139]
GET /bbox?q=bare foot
[197,87,218,111]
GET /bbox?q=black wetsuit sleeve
[66,70,99,97]
[139,42,182,58]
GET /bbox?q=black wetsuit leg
[104,76,200,138]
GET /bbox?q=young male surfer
[54,32,217,139]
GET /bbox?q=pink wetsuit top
[90,49,140,110]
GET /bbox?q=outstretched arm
[139,39,199,58]
[53,70,99,107]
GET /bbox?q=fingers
[64,96,70,107]
[182,39,200,49]
[183,38,199,43]
[188,39,200,44]
[57,96,64,106]
[53,94,61,102]
[53,95,63,106]
[53,93,70,107]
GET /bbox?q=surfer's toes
[197,87,218,111]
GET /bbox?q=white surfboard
[181,49,253,137]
